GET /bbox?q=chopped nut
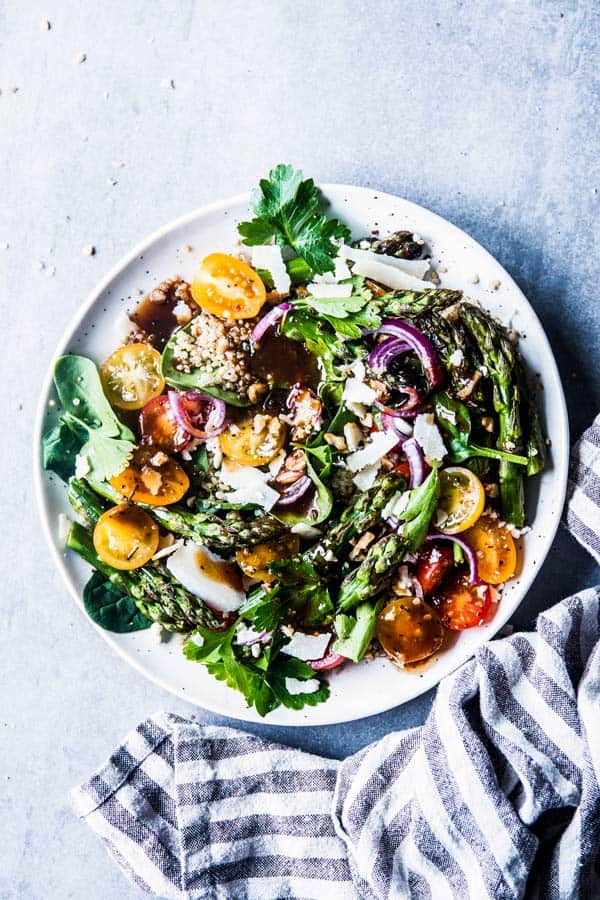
[481,416,495,433]
[76,52,87,64]
[349,531,376,559]
[247,382,268,404]
[467,273,480,284]
[343,422,363,452]
[490,279,502,290]
[272,449,307,487]
[150,451,169,467]
[82,244,96,256]
[324,432,347,451]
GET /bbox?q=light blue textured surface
[2,2,599,897]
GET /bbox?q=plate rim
[33,183,569,726]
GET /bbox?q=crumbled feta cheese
[172,300,192,324]
[281,631,331,660]
[57,513,71,546]
[205,437,223,469]
[352,462,380,491]
[448,348,464,367]
[342,360,377,407]
[413,414,447,463]
[188,633,204,648]
[306,282,353,299]
[290,523,322,539]
[74,454,90,477]
[218,460,280,510]
[251,245,291,295]
[285,677,321,695]
[149,622,166,643]
[345,430,399,473]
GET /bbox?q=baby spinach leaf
[83,571,151,633]
[42,355,136,483]
[401,466,440,552]
[42,417,86,481]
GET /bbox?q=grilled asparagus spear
[307,472,406,567]
[66,520,221,632]
[72,477,286,551]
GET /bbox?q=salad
[42,165,546,716]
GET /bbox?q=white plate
[33,185,569,726]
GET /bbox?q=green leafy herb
[433,392,528,467]
[269,557,334,626]
[238,164,351,274]
[183,624,329,716]
[82,570,152,633]
[42,355,135,482]
[238,583,284,633]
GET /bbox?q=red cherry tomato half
[431,573,492,630]
[139,395,190,452]
[415,543,454,596]
[309,651,347,671]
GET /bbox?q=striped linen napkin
[72,418,600,900]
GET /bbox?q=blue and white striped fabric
[73,418,600,900]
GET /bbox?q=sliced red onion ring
[274,475,313,507]
[387,515,401,532]
[252,301,292,344]
[236,628,271,646]
[375,319,445,390]
[382,413,412,440]
[375,386,422,417]
[368,336,411,373]
[403,437,426,488]
[425,533,480,584]
[168,390,227,440]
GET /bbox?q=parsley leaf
[238,164,351,274]
[183,622,329,716]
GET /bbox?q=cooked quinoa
[170,311,256,393]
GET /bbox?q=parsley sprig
[238,164,351,274]
[183,623,329,716]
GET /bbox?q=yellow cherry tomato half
[376,597,445,666]
[191,252,266,319]
[110,447,190,506]
[93,504,159,570]
[219,413,287,467]
[464,516,517,584]
[435,466,486,534]
[236,534,301,583]
[100,343,165,411]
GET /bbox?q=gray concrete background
[2,1,599,897]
